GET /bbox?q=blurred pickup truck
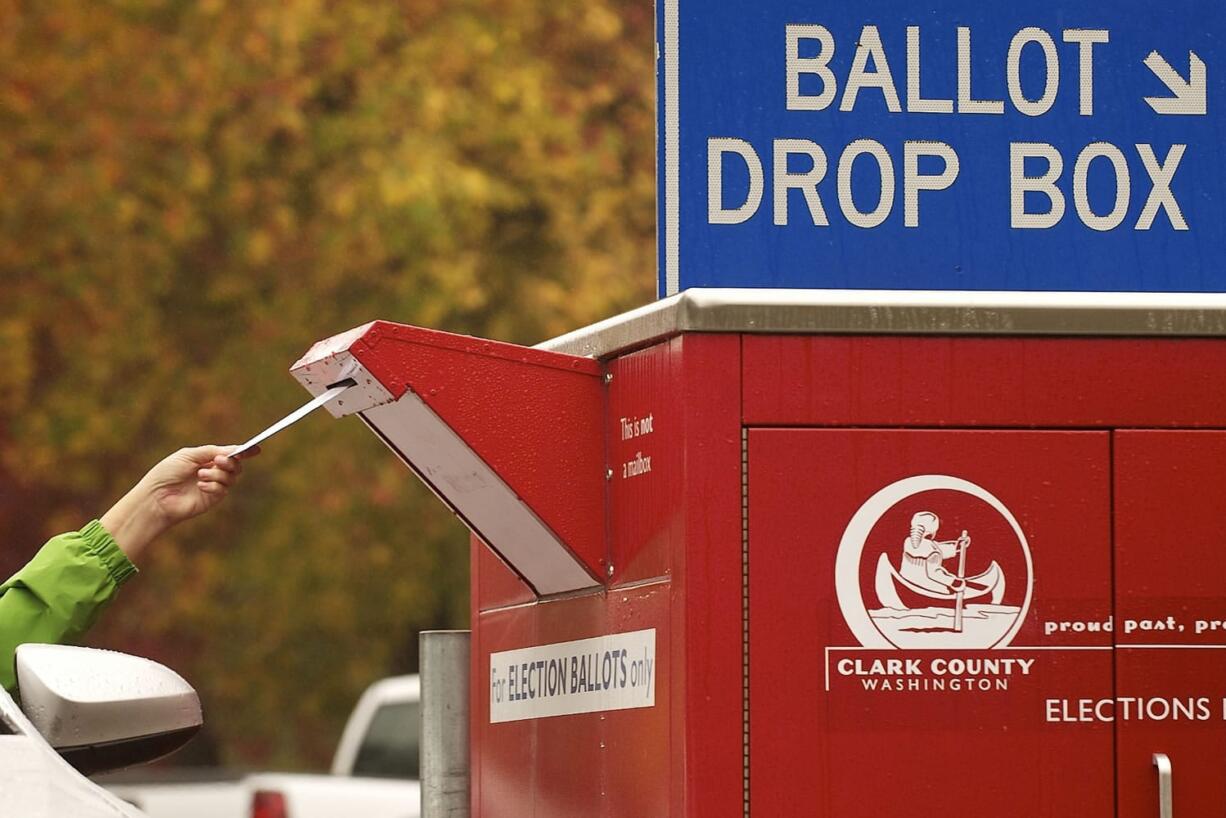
[100,675,421,818]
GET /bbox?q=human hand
[100,445,260,560]
[147,445,259,523]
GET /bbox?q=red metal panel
[674,335,743,818]
[473,537,536,612]
[470,584,671,817]
[603,582,673,818]
[349,321,608,582]
[749,429,1114,818]
[468,334,742,818]
[743,336,1226,428]
[1114,431,1226,817]
[607,341,683,585]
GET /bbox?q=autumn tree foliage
[0,0,653,768]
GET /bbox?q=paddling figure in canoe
[875,511,1006,609]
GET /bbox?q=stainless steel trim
[538,288,1226,359]
[421,630,471,818]
[1153,753,1173,818]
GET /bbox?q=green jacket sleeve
[0,520,137,692]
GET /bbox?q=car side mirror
[14,643,202,775]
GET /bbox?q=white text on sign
[709,24,1202,232]
[620,413,655,479]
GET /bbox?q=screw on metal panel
[606,467,614,479]
[603,372,614,384]
[606,563,614,578]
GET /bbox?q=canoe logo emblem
[834,475,1032,650]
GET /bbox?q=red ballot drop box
[292,290,1226,817]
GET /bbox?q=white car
[105,675,421,818]
[0,644,204,817]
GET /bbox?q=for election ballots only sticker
[488,630,656,723]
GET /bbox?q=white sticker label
[488,629,656,723]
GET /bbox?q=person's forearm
[99,488,169,562]
[100,444,250,562]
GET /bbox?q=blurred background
[0,0,654,770]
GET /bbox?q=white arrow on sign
[1144,50,1207,115]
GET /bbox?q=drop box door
[1114,431,1226,817]
[748,429,1115,818]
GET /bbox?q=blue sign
[657,1,1226,295]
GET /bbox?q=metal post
[421,630,471,818]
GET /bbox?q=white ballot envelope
[229,379,355,459]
